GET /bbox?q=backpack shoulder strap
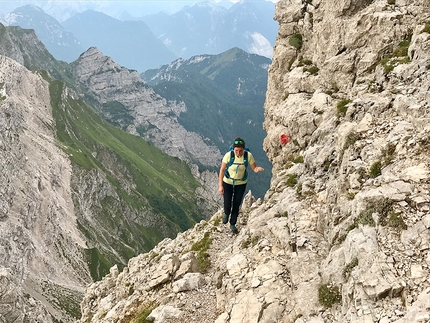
[243,150,249,168]
[224,148,235,179]
[227,150,235,167]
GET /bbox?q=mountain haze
[140,1,278,60]
[1,4,84,63]
[1,1,277,72]
[62,10,177,72]
[0,1,228,22]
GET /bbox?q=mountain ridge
[1,4,84,62]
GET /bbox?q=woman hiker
[218,137,264,233]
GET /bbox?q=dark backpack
[224,145,250,181]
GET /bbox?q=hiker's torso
[222,151,255,185]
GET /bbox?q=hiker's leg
[229,184,246,225]
[222,182,233,216]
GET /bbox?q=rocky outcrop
[0,23,70,80]
[0,55,90,322]
[78,1,430,322]
[72,47,221,216]
[72,47,221,169]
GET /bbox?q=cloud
[248,32,273,58]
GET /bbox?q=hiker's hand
[254,166,264,173]
[218,186,224,195]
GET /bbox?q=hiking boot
[222,214,229,224]
[230,224,238,234]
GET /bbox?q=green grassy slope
[47,74,203,280]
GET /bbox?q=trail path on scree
[163,215,240,323]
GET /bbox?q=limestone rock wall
[263,0,430,321]
[0,55,90,322]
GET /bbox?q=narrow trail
[164,212,240,323]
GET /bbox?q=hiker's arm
[218,162,227,194]
[251,163,264,173]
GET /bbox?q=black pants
[223,181,247,225]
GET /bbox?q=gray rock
[172,273,206,293]
[147,305,181,323]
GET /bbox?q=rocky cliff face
[0,23,70,81]
[72,47,221,169]
[71,47,221,215]
[78,1,430,322]
[0,55,90,322]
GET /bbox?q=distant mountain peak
[2,4,84,62]
[80,46,104,59]
[16,3,43,11]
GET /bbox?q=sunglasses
[234,140,244,145]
